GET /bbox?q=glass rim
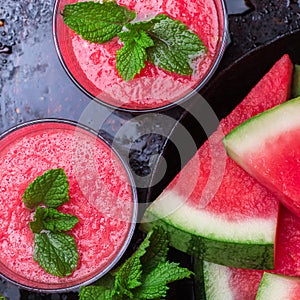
[0,118,138,293]
[52,0,229,113]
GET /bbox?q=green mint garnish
[79,274,115,300]
[139,224,169,274]
[0,295,7,300]
[23,168,79,277]
[79,227,193,300]
[113,230,151,297]
[116,29,154,81]
[133,261,193,299]
[22,168,69,209]
[62,1,136,44]
[62,1,207,81]
[79,286,114,300]
[34,232,78,277]
[30,207,79,234]
[145,14,207,76]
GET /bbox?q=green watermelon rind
[256,273,300,299]
[194,259,236,300]
[223,96,300,215]
[223,96,300,162]
[141,208,274,269]
[292,64,300,98]
[193,259,206,300]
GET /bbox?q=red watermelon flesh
[142,54,293,269]
[227,268,263,299]
[202,204,300,299]
[223,96,300,217]
[167,54,293,220]
[202,205,300,299]
[202,261,263,300]
[274,204,300,276]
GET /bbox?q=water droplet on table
[0,45,12,54]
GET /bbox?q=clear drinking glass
[53,0,228,112]
[0,118,137,293]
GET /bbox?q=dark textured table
[0,0,300,299]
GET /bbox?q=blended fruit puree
[56,0,223,109]
[0,121,134,288]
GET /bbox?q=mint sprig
[79,285,114,300]
[116,29,154,81]
[23,168,79,277]
[79,227,193,300]
[80,274,116,300]
[62,1,207,81]
[22,168,69,209]
[113,231,151,297]
[30,207,79,234]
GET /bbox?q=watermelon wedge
[256,273,300,300]
[141,54,293,269]
[223,97,300,217]
[199,260,263,300]
[194,204,300,299]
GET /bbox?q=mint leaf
[114,232,152,297]
[30,207,79,234]
[22,168,69,209]
[116,29,154,81]
[146,14,206,75]
[34,232,78,277]
[134,261,193,299]
[0,295,7,300]
[135,228,193,299]
[79,286,115,300]
[140,226,168,274]
[62,1,136,44]
[79,273,116,300]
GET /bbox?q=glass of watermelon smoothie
[53,0,228,112]
[0,119,137,292]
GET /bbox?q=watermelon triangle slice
[199,260,263,300]
[256,272,300,299]
[223,97,300,217]
[194,205,300,299]
[141,54,293,269]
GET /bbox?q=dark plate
[144,29,300,299]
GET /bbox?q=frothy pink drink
[0,120,136,291]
